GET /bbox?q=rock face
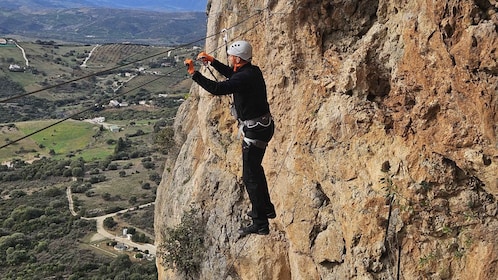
[155,0,498,279]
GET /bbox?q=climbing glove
[197,51,214,64]
[184,59,195,75]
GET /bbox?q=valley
[0,37,198,278]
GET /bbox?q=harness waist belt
[241,113,272,128]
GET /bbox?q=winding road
[66,187,156,255]
[15,41,29,67]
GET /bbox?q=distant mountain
[0,8,207,45]
[0,0,207,12]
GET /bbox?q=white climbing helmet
[227,40,252,62]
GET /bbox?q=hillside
[0,42,194,124]
[155,0,498,279]
[0,41,193,278]
[0,8,207,45]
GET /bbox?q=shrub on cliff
[160,207,205,279]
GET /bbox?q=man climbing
[184,40,276,237]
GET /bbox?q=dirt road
[66,187,156,255]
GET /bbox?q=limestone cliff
[155,0,498,279]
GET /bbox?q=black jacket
[192,59,270,121]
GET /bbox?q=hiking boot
[247,209,276,219]
[238,223,270,237]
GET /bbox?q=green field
[0,120,108,162]
[19,119,97,152]
[0,44,25,64]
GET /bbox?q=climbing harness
[243,137,268,149]
[241,113,272,129]
[238,113,273,149]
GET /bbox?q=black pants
[242,120,275,226]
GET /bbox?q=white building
[9,64,23,72]
[109,100,120,107]
[109,125,120,132]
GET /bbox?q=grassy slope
[1,117,165,163]
[0,44,25,64]
[0,42,187,221]
[0,43,95,93]
[0,124,40,163]
[17,119,106,159]
[0,120,115,162]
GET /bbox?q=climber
[184,40,276,237]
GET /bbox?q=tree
[72,167,84,177]
[126,227,136,235]
[115,137,126,153]
[128,196,137,204]
[160,208,205,278]
[149,172,161,184]
[10,206,44,222]
[131,232,150,243]
[141,182,151,190]
[154,127,175,154]
[110,254,132,273]
[70,157,85,169]
[0,232,29,250]
[63,169,73,177]
[102,193,111,201]
[100,158,112,169]
[103,217,117,229]
[89,168,100,175]
[6,248,30,265]
[10,190,27,198]
[108,163,118,170]
[142,161,155,169]
[43,187,64,197]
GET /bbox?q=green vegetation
[160,207,205,279]
[0,186,157,279]
[118,207,155,237]
[18,120,98,157]
[0,41,192,278]
[0,117,171,162]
